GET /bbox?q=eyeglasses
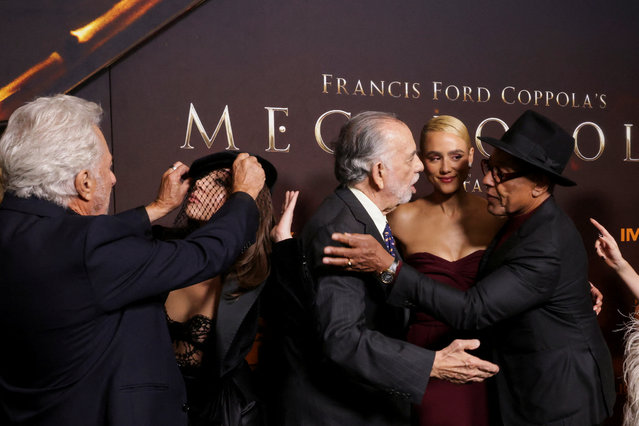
[480,159,528,184]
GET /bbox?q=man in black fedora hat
[323,110,616,425]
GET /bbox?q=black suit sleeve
[310,224,434,404]
[85,192,259,311]
[389,232,561,330]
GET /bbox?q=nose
[110,171,117,187]
[414,156,424,173]
[481,169,494,187]
[440,157,452,174]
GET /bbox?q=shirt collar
[348,186,387,237]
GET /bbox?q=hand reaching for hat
[232,153,265,200]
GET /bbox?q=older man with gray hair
[0,94,265,425]
[266,111,498,426]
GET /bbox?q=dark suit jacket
[390,197,615,425]
[266,187,435,426]
[214,278,264,381]
[0,192,258,426]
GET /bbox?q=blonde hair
[624,314,639,425]
[420,115,471,152]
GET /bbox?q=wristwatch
[378,258,400,284]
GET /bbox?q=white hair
[0,94,103,207]
[624,314,639,426]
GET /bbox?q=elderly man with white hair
[0,94,265,425]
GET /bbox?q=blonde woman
[388,115,503,425]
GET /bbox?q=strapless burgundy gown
[405,251,490,426]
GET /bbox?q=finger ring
[171,165,177,171]
[347,259,352,267]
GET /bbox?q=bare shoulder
[389,198,432,228]
[465,193,505,232]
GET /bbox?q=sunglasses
[480,159,528,184]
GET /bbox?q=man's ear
[74,170,94,201]
[370,161,385,190]
[531,181,549,198]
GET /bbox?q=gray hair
[0,94,103,207]
[333,111,399,186]
[624,314,639,426]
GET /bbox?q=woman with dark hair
[158,151,298,426]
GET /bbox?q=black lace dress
[166,294,264,426]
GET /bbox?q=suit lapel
[335,187,392,257]
[214,278,264,375]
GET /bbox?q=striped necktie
[383,222,397,258]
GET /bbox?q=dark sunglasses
[480,159,528,184]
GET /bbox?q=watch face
[380,271,394,284]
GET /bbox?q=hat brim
[186,151,277,189]
[479,136,576,186]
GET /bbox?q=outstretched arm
[325,231,562,330]
[323,232,394,273]
[591,218,639,300]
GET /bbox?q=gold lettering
[477,87,490,103]
[556,92,569,107]
[336,78,348,95]
[534,90,543,106]
[517,89,531,105]
[180,103,237,150]
[545,91,554,107]
[571,93,580,108]
[622,228,626,242]
[353,80,366,96]
[265,107,290,153]
[462,86,474,102]
[433,81,442,100]
[501,86,515,104]
[388,81,402,98]
[445,85,460,101]
[573,122,604,161]
[624,124,639,162]
[370,81,385,96]
[412,83,421,99]
[315,110,351,154]
[463,178,483,192]
[599,94,607,109]
[475,117,509,157]
[583,95,592,109]
[322,74,333,94]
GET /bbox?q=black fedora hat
[479,110,576,186]
[187,151,277,189]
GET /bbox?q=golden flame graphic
[0,52,63,103]
[70,0,161,44]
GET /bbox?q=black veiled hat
[186,151,277,189]
[479,110,576,186]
